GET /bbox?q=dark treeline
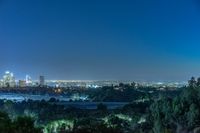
[87,83,181,102]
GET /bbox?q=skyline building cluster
[2,71,16,87]
[0,71,45,88]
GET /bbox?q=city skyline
[1,0,200,80]
[0,70,191,84]
[0,70,187,90]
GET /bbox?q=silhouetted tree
[197,77,200,86]
[0,111,12,133]
[188,77,197,87]
[49,97,57,102]
[131,82,136,88]
[13,116,42,133]
[97,103,107,111]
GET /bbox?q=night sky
[0,0,200,81]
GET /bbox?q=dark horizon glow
[1,0,200,81]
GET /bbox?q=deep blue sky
[0,0,200,81]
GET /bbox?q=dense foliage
[0,111,42,133]
[149,77,200,133]
[0,80,197,133]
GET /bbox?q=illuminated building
[3,71,16,87]
[19,80,26,87]
[25,75,32,86]
[0,80,3,87]
[39,76,45,86]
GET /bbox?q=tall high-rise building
[0,80,3,87]
[25,75,32,86]
[19,80,26,87]
[3,71,16,87]
[39,76,45,86]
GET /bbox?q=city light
[0,71,45,88]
